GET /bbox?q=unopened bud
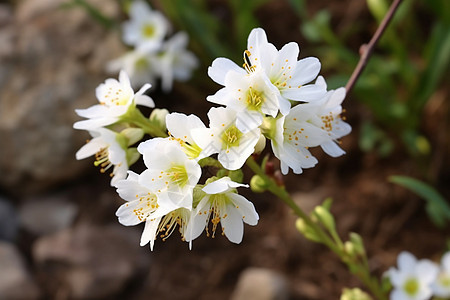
[314,206,336,232]
[254,134,266,155]
[295,218,321,242]
[150,108,169,131]
[121,128,144,146]
[340,288,372,300]
[126,147,140,166]
[349,232,365,256]
[250,175,268,193]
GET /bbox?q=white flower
[270,76,351,175]
[245,28,325,103]
[106,48,159,90]
[74,70,154,130]
[431,251,450,298]
[115,171,191,250]
[207,66,282,133]
[76,128,129,186]
[191,107,261,170]
[388,251,439,300]
[206,28,325,133]
[166,112,206,159]
[122,0,169,51]
[155,32,199,92]
[187,177,259,244]
[137,138,201,209]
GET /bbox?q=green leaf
[61,0,117,29]
[389,175,450,228]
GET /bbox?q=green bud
[149,108,169,132]
[295,218,321,242]
[115,132,129,150]
[121,128,144,146]
[314,206,336,232]
[126,147,140,166]
[205,176,219,185]
[250,175,268,193]
[349,232,365,256]
[340,288,373,300]
[367,0,388,22]
[344,241,356,258]
[261,116,278,140]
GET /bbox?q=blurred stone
[0,0,125,195]
[33,224,150,299]
[19,195,78,236]
[231,267,289,300]
[0,242,41,299]
[0,197,19,241]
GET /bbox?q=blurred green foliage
[389,175,450,228]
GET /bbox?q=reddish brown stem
[345,0,403,94]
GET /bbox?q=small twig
[345,0,403,94]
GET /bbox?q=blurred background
[0,0,448,299]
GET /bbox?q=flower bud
[250,175,268,193]
[340,288,372,300]
[150,108,169,131]
[295,218,321,242]
[254,134,266,155]
[314,206,336,232]
[121,128,144,146]
[126,147,140,166]
[349,232,365,256]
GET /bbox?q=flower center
[246,87,264,111]
[142,24,156,38]
[157,208,190,241]
[168,136,202,159]
[135,57,149,70]
[166,164,189,187]
[132,193,159,222]
[403,278,419,296]
[102,86,130,107]
[221,125,243,149]
[439,274,450,287]
[202,194,231,238]
[94,148,113,174]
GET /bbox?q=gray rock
[231,267,289,300]
[0,197,18,241]
[0,242,41,299]
[0,0,124,195]
[33,223,150,299]
[19,194,78,236]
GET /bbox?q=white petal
[291,57,321,85]
[321,141,345,157]
[190,128,221,156]
[282,83,326,102]
[416,260,439,283]
[202,177,248,195]
[75,105,110,118]
[73,117,118,130]
[134,94,155,108]
[166,113,205,144]
[228,193,259,226]
[75,137,106,160]
[208,57,245,86]
[398,251,417,273]
[186,198,211,241]
[236,110,262,133]
[390,288,410,300]
[221,204,244,244]
[141,217,161,250]
[443,252,450,271]
[315,76,327,89]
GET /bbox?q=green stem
[246,156,388,300]
[121,107,168,138]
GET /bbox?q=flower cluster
[107,0,198,92]
[388,251,450,300]
[74,27,351,250]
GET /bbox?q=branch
[345,0,403,94]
